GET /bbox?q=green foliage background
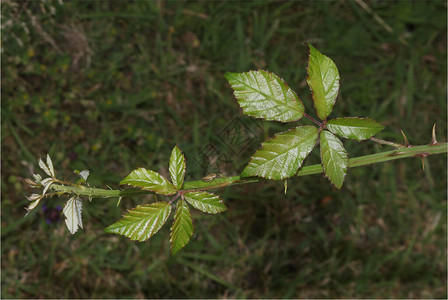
[2,1,446,298]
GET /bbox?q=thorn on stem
[430,124,438,145]
[413,152,430,171]
[400,130,411,147]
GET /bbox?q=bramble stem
[50,142,447,198]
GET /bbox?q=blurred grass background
[1,0,447,298]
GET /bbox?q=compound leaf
[120,168,177,195]
[63,196,83,234]
[105,202,171,241]
[184,191,227,214]
[307,43,340,120]
[320,130,348,189]
[170,199,194,255]
[169,146,186,189]
[241,126,318,180]
[225,70,305,122]
[326,117,385,141]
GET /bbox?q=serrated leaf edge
[105,202,171,242]
[170,199,194,255]
[184,191,227,214]
[326,117,385,141]
[225,70,305,122]
[320,130,349,189]
[63,196,83,234]
[306,43,340,121]
[169,146,186,190]
[241,126,319,180]
[120,168,177,195]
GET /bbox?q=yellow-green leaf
[320,130,348,189]
[170,199,194,255]
[307,44,340,120]
[169,146,186,189]
[120,168,177,195]
[105,202,171,241]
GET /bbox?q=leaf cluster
[226,43,384,188]
[105,146,227,255]
[106,44,385,253]
[25,155,87,234]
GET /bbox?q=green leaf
[320,130,348,189]
[120,168,177,195]
[225,70,305,122]
[307,43,340,120]
[184,191,227,214]
[326,117,385,141]
[241,126,318,180]
[169,146,186,189]
[170,199,194,255]
[105,202,171,241]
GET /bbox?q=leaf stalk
[370,137,403,148]
[303,112,323,127]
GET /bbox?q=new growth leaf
[320,130,349,189]
[169,146,186,190]
[307,43,340,120]
[63,196,83,234]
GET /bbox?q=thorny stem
[48,142,447,199]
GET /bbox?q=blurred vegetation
[1,0,446,298]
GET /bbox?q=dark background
[2,1,447,298]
